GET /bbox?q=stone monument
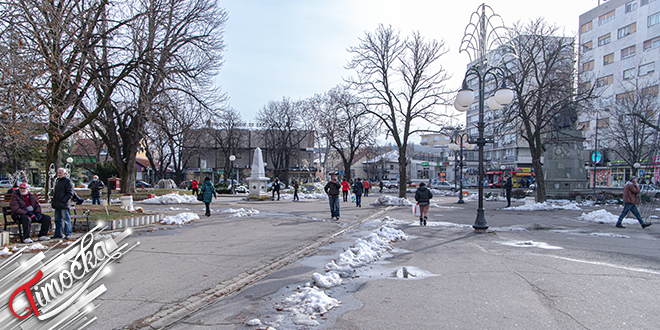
[543,102,590,199]
[247,147,270,200]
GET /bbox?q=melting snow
[219,208,260,217]
[507,201,582,211]
[498,240,563,249]
[139,193,198,205]
[160,212,199,225]
[370,195,413,206]
[12,243,47,252]
[579,209,640,225]
[0,247,11,256]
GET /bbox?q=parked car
[429,181,456,191]
[489,182,504,189]
[135,181,151,188]
[383,181,398,189]
[639,184,660,198]
[0,180,13,188]
[179,181,192,190]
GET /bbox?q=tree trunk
[398,149,407,198]
[532,154,546,203]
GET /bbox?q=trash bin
[120,195,134,211]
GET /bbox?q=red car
[489,182,504,188]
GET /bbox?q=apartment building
[578,0,660,185]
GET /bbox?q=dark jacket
[324,180,341,197]
[293,181,299,190]
[623,181,640,204]
[414,186,433,206]
[504,178,513,191]
[352,181,364,195]
[273,179,281,191]
[200,179,217,203]
[88,180,105,197]
[52,176,74,209]
[10,190,42,216]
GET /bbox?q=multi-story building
[578,0,660,185]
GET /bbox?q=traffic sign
[591,151,602,164]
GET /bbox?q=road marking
[533,254,660,276]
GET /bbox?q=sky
[215,0,601,124]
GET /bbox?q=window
[597,117,610,128]
[626,1,637,12]
[618,23,637,38]
[617,91,634,103]
[580,81,592,92]
[583,60,594,71]
[643,36,660,50]
[642,0,657,6]
[621,45,636,58]
[582,40,593,52]
[649,12,660,27]
[599,10,615,25]
[623,68,636,80]
[604,53,614,65]
[642,85,658,98]
[598,33,611,46]
[639,62,655,76]
[581,21,593,33]
[577,121,590,130]
[597,75,613,87]
[433,136,440,141]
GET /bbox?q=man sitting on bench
[10,183,51,243]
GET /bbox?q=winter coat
[623,181,640,204]
[363,180,370,189]
[273,179,281,191]
[414,186,433,206]
[324,181,341,197]
[341,180,350,191]
[352,181,364,196]
[52,176,74,209]
[200,180,216,203]
[293,181,299,190]
[88,180,105,197]
[10,190,42,216]
[504,178,513,192]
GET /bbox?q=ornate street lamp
[448,131,475,204]
[229,155,236,194]
[455,3,515,231]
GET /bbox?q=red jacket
[363,180,370,189]
[341,180,350,191]
[192,180,199,189]
[10,190,42,215]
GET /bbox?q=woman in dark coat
[200,177,216,217]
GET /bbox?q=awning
[514,172,534,177]
[485,171,502,174]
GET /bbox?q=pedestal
[247,177,270,200]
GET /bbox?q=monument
[543,102,590,199]
[247,147,270,200]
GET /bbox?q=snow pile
[312,272,342,288]
[507,201,582,211]
[281,192,327,200]
[160,212,199,225]
[12,243,47,252]
[245,319,262,326]
[94,232,121,241]
[498,240,563,249]
[281,286,340,326]
[578,209,641,225]
[429,188,457,196]
[0,247,11,256]
[138,193,198,205]
[219,208,259,217]
[370,195,413,206]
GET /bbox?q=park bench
[1,193,90,241]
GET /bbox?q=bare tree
[209,107,246,182]
[346,24,453,197]
[94,0,227,193]
[499,19,595,202]
[256,97,308,185]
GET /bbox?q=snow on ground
[507,201,582,211]
[138,193,198,205]
[280,286,341,326]
[312,272,342,288]
[219,208,260,217]
[280,192,327,200]
[370,195,413,206]
[498,240,563,249]
[429,203,462,209]
[0,247,11,256]
[94,232,121,241]
[578,209,642,225]
[160,212,199,225]
[12,243,47,252]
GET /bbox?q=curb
[126,206,396,329]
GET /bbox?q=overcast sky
[215,0,600,124]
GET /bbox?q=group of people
[339,178,372,204]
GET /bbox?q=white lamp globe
[455,88,475,107]
[66,157,73,163]
[448,143,459,151]
[465,143,476,150]
[454,100,469,112]
[229,155,236,161]
[634,162,641,168]
[494,87,514,105]
[488,96,503,110]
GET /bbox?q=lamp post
[634,162,641,180]
[455,3,514,230]
[448,131,475,204]
[229,155,236,194]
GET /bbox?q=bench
[1,193,90,241]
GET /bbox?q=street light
[448,131,475,204]
[455,3,514,231]
[229,155,236,194]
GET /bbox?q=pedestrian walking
[89,175,105,205]
[616,177,652,229]
[341,179,350,202]
[504,175,513,207]
[10,183,51,243]
[363,179,370,197]
[353,178,364,207]
[51,168,74,239]
[414,182,433,226]
[379,180,384,193]
[272,177,281,201]
[324,176,341,220]
[200,177,216,217]
[191,179,199,195]
[292,179,300,201]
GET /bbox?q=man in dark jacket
[616,177,652,229]
[414,182,433,226]
[504,175,513,208]
[51,168,74,239]
[10,183,51,243]
[272,178,281,201]
[324,176,342,220]
[88,175,105,205]
[353,178,364,207]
